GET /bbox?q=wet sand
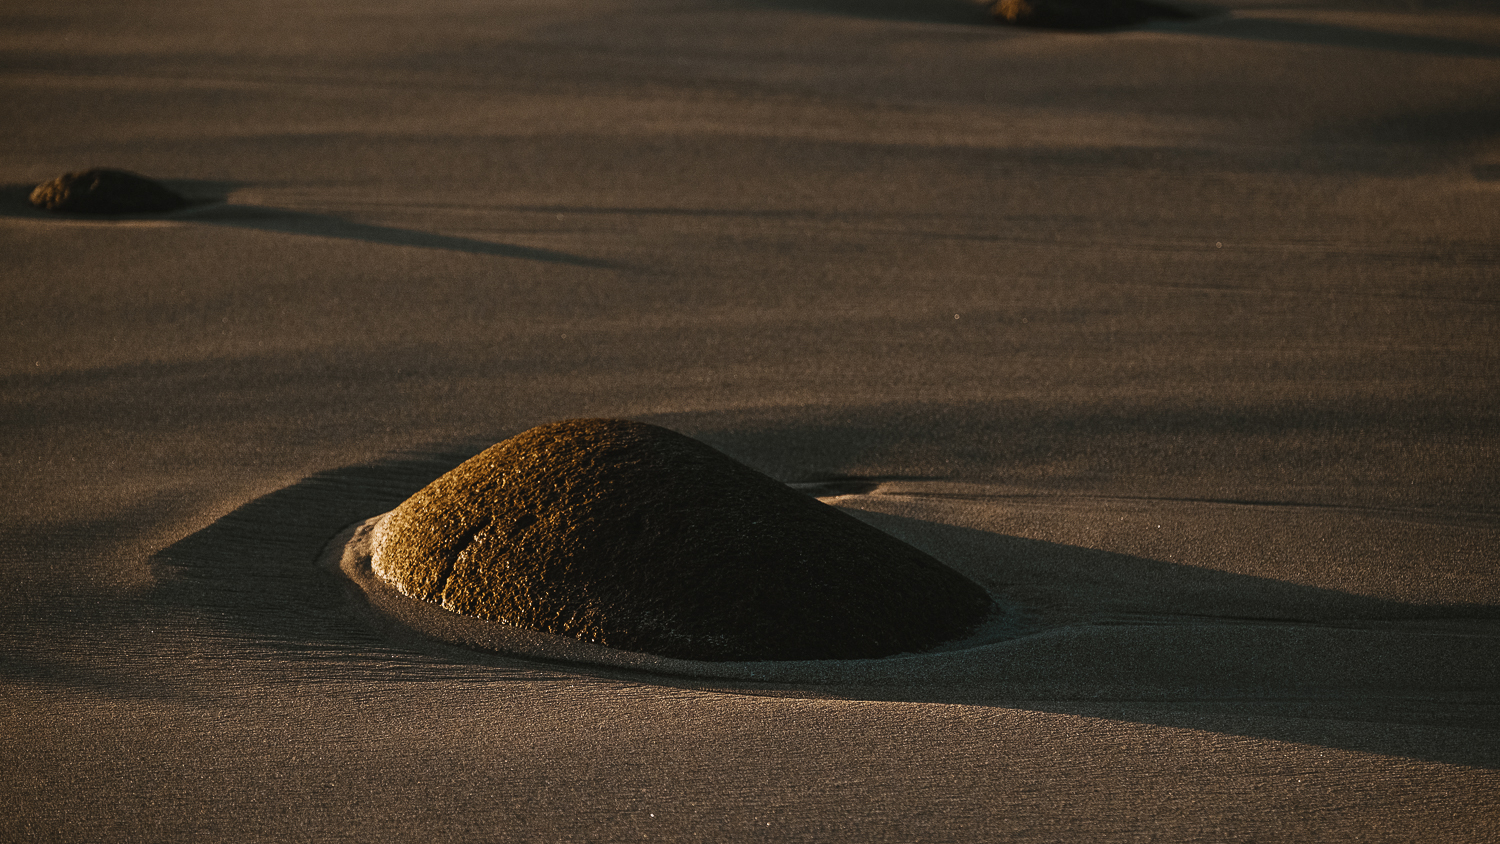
[3,0,1499,839]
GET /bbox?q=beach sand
[3,0,1498,839]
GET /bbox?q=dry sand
[3,0,1499,840]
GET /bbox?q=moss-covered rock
[30,169,187,215]
[991,0,1193,30]
[371,419,993,661]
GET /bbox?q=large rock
[29,169,188,215]
[991,0,1193,29]
[371,419,994,661]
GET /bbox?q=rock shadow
[1177,13,1500,58]
[736,0,1210,28]
[734,0,998,26]
[123,446,1500,768]
[0,181,620,268]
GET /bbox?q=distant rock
[29,169,188,215]
[371,419,994,662]
[991,0,1193,29]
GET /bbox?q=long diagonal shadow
[728,0,1499,59]
[839,507,1500,767]
[1167,14,1500,59]
[62,448,1488,769]
[186,204,623,268]
[0,184,622,268]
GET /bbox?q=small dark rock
[29,169,188,215]
[991,0,1194,29]
[372,419,994,662]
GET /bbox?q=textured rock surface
[371,419,994,661]
[29,169,187,214]
[991,0,1193,29]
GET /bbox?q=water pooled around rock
[371,419,993,661]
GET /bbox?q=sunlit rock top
[372,419,993,661]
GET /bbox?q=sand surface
[3,0,1499,840]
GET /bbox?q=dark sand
[3,0,1499,840]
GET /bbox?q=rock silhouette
[371,419,994,661]
[991,0,1193,30]
[30,169,188,215]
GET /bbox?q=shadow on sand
[1180,13,1500,59]
[739,0,1500,59]
[739,0,997,25]
[92,443,1498,769]
[0,182,621,268]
